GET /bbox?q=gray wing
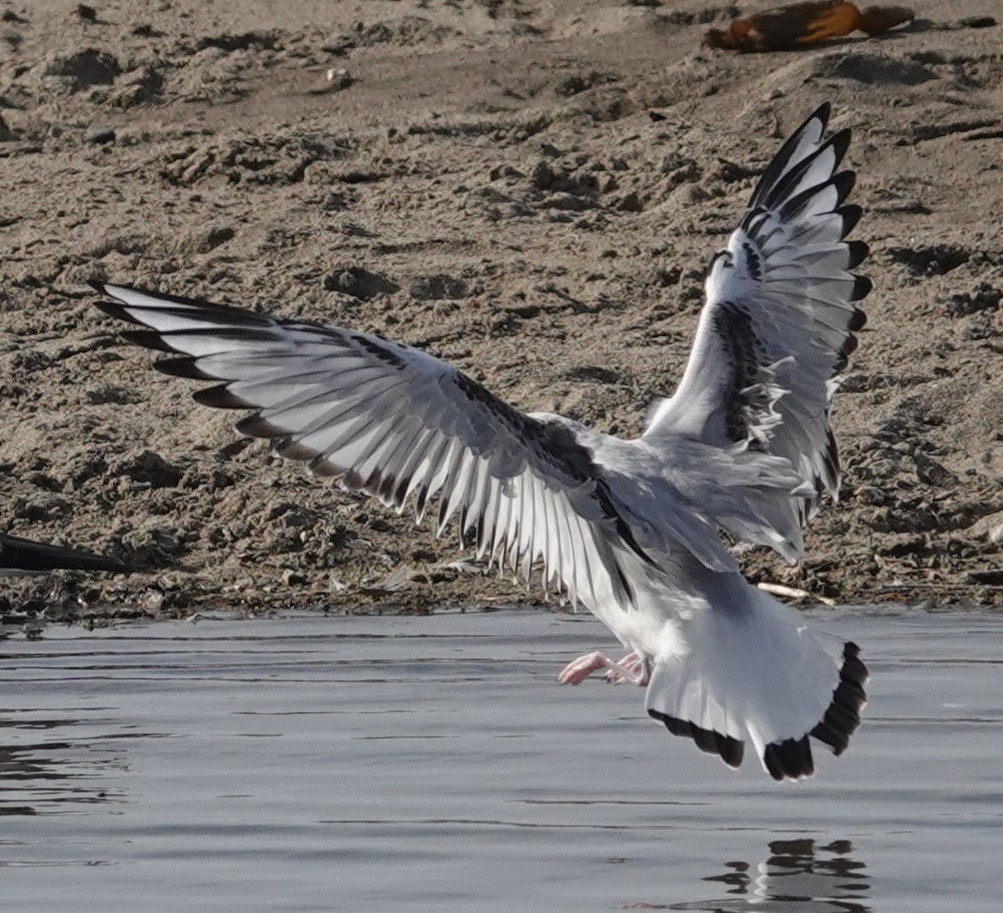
[93,282,650,606]
[644,104,870,558]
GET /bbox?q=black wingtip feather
[309,457,342,479]
[95,281,275,327]
[761,128,852,211]
[0,533,131,574]
[236,413,294,440]
[648,709,745,769]
[779,170,856,222]
[838,204,863,238]
[750,104,831,207]
[832,169,857,205]
[829,126,850,165]
[811,101,832,126]
[279,439,326,462]
[850,275,872,302]
[838,334,859,368]
[155,357,217,381]
[846,240,869,270]
[94,299,145,326]
[121,329,178,353]
[193,384,254,409]
[833,309,866,372]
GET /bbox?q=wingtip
[837,203,864,238]
[0,533,133,575]
[121,328,176,353]
[811,102,832,127]
[93,298,139,325]
[829,127,852,168]
[846,240,869,270]
[89,278,139,304]
[850,275,873,302]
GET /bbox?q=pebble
[84,125,115,145]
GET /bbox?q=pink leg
[602,651,650,686]
[556,650,649,686]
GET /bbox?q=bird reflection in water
[632,838,871,912]
[0,717,127,816]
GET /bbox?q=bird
[0,531,128,575]
[91,104,869,780]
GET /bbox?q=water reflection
[0,717,127,816]
[668,839,870,912]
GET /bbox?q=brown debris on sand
[704,1,915,52]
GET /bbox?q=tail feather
[810,641,867,755]
[648,707,745,769]
[645,591,867,781]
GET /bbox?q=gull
[0,531,128,575]
[92,104,868,780]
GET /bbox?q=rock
[109,66,164,108]
[43,48,121,92]
[556,72,601,97]
[544,191,593,211]
[967,569,1003,585]
[84,125,115,145]
[182,221,236,254]
[969,512,1003,544]
[310,67,353,95]
[324,266,399,300]
[117,522,186,566]
[531,160,557,190]
[944,283,1001,318]
[659,152,700,189]
[914,453,959,488]
[196,31,280,52]
[885,243,972,276]
[489,163,523,181]
[114,450,184,489]
[828,52,937,86]
[409,274,469,301]
[617,191,643,212]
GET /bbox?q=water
[1,607,1001,912]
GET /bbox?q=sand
[1,0,1001,624]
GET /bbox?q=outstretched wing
[645,103,870,556]
[92,283,649,606]
[0,532,128,574]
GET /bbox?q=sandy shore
[2,0,1001,624]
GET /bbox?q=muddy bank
[1,0,1001,625]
